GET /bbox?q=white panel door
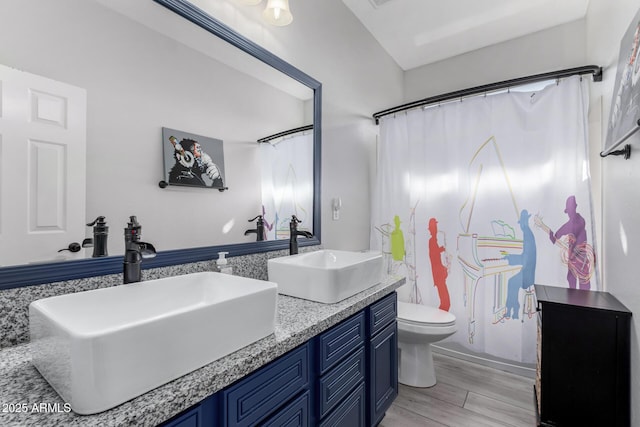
[0,64,86,266]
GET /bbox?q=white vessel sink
[29,272,277,415]
[268,250,383,303]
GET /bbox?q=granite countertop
[0,275,404,427]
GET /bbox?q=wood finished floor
[380,353,536,427]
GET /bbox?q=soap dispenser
[215,251,233,275]
[86,216,109,257]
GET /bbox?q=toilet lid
[397,301,456,326]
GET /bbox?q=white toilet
[397,301,457,388]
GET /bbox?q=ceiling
[341,0,590,71]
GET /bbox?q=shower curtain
[371,76,597,363]
[260,132,314,240]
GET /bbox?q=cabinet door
[163,406,202,427]
[369,321,398,427]
[161,394,217,427]
[223,343,309,427]
[318,346,365,418]
[319,383,366,427]
[318,312,365,374]
[541,305,624,426]
[261,391,309,427]
[369,292,397,336]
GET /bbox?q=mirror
[0,0,321,288]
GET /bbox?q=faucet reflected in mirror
[289,215,313,255]
[244,215,266,241]
[84,216,110,258]
[123,216,157,284]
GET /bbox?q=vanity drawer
[318,312,365,374]
[222,343,309,427]
[369,292,397,336]
[318,346,365,418]
[260,391,309,427]
[319,382,366,427]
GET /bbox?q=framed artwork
[162,127,226,189]
[605,8,640,151]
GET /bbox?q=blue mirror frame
[0,0,321,289]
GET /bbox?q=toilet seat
[397,301,456,327]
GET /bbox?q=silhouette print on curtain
[391,215,405,261]
[502,209,537,320]
[428,218,451,311]
[534,196,595,290]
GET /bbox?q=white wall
[1,0,362,258]
[201,0,405,250]
[1,0,403,259]
[586,1,640,424]
[404,19,588,102]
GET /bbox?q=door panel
[0,64,86,266]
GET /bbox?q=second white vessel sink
[29,272,277,414]
[268,250,383,303]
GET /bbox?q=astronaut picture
[162,128,225,189]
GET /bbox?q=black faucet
[289,215,313,255]
[245,215,266,241]
[123,216,156,284]
[84,216,109,257]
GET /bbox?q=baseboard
[432,344,536,379]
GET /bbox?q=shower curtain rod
[372,65,603,125]
[257,124,313,143]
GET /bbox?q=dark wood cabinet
[535,284,631,427]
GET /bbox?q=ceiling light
[262,0,293,26]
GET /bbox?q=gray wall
[0,0,307,257]
[199,0,405,251]
[587,0,640,423]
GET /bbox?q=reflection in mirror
[0,0,321,287]
[258,125,314,240]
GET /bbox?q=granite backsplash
[0,247,318,349]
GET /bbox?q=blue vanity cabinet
[161,405,202,427]
[315,311,366,425]
[260,390,310,427]
[367,292,398,427]
[159,292,399,427]
[161,394,218,427]
[313,292,399,427]
[161,343,309,427]
[318,382,366,427]
[222,343,310,427]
